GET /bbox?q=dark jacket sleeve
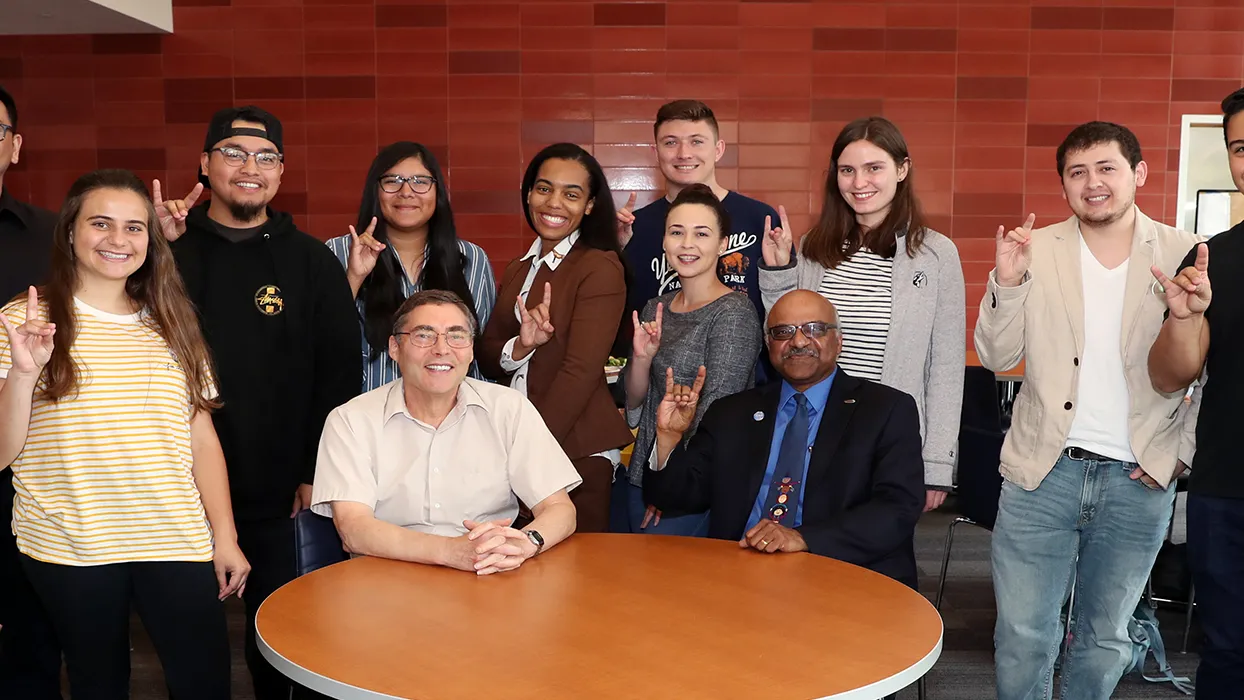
[526,254,626,444]
[643,401,723,515]
[795,393,924,565]
[306,245,364,484]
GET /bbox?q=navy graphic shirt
[624,190,777,324]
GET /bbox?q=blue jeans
[992,454,1174,700]
[1186,493,1244,699]
[608,471,710,537]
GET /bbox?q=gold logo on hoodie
[254,285,285,316]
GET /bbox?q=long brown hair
[38,169,219,414]
[803,116,927,269]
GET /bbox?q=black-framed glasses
[394,328,473,348]
[212,146,282,170]
[767,322,837,341]
[379,175,436,195]
[0,124,11,141]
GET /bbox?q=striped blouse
[0,298,216,566]
[816,248,894,381]
[326,235,497,392]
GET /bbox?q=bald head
[766,290,842,391]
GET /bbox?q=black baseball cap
[198,105,284,188]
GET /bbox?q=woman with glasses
[478,143,634,533]
[617,183,763,536]
[759,116,965,512]
[327,142,496,389]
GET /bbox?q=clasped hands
[739,520,808,554]
[446,518,539,576]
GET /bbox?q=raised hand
[518,282,555,350]
[631,302,663,362]
[761,205,794,267]
[617,192,638,247]
[995,213,1035,287]
[0,286,55,377]
[153,179,204,243]
[655,365,706,437]
[347,217,386,285]
[1152,242,1211,320]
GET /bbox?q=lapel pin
[844,398,856,404]
[753,411,764,421]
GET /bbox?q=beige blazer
[974,208,1202,489]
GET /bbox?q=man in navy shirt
[619,100,778,325]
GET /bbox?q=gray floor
[122,503,1201,699]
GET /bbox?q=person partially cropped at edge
[1148,87,1244,700]
[758,116,964,513]
[0,83,62,700]
[616,100,777,380]
[326,141,495,389]
[615,183,762,536]
[974,122,1201,700]
[478,143,634,533]
[645,290,925,589]
[0,170,247,699]
[153,105,361,700]
[313,290,580,575]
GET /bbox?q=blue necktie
[763,393,808,525]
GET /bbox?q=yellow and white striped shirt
[0,298,215,566]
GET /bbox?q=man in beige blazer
[974,121,1201,700]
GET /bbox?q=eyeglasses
[0,124,11,141]
[212,146,282,170]
[379,175,436,195]
[394,329,473,349]
[767,322,837,341]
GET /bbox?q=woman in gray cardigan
[758,116,965,511]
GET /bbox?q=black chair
[293,509,347,577]
[935,366,1006,610]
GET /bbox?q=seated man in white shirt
[312,289,582,575]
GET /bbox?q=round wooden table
[257,534,942,699]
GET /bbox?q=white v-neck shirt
[1066,232,1136,463]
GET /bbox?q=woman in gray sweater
[759,116,965,512]
[615,184,763,535]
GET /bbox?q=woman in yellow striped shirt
[0,169,248,699]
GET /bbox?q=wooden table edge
[256,598,403,700]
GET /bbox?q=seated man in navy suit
[645,290,925,588]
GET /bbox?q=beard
[227,200,267,224]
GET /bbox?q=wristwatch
[524,529,545,556]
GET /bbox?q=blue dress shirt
[745,370,837,531]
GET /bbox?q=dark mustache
[783,346,819,359]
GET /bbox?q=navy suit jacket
[645,370,926,588]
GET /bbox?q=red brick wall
[2,1,1243,343]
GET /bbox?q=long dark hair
[804,116,928,268]
[521,143,631,279]
[355,142,476,358]
[38,169,218,413]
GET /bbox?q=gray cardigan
[758,229,965,487]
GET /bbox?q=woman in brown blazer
[479,143,634,532]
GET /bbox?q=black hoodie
[173,205,361,522]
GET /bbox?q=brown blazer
[478,242,634,461]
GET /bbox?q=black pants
[0,473,62,700]
[21,554,229,700]
[1187,493,1244,699]
[237,517,299,700]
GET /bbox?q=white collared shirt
[311,378,582,537]
[499,231,581,395]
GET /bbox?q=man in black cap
[158,105,361,699]
[0,84,62,700]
